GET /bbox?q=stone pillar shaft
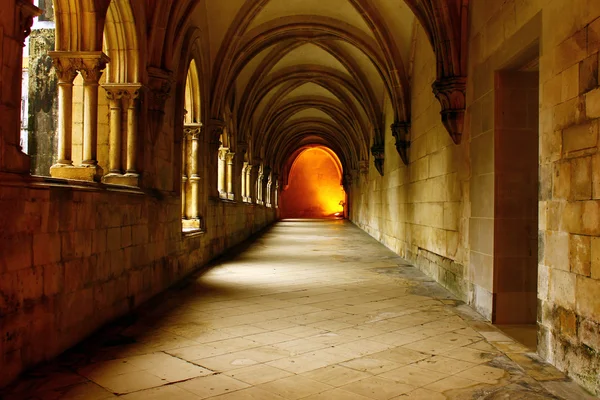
[125,89,140,174]
[225,151,235,200]
[108,95,122,173]
[50,56,78,165]
[56,76,76,164]
[79,55,108,166]
[218,148,228,197]
[245,165,253,203]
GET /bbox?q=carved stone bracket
[208,119,226,142]
[147,67,173,144]
[370,143,384,176]
[16,0,42,45]
[391,120,411,166]
[432,76,467,145]
[359,160,368,176]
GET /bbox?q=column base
[227,192,235,201]
[50,164,103,182]
[182,218,202,231]
[102,172,140,186]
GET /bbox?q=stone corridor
[2,220,596,400]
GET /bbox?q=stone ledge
[50,164,102,182]
[101,173,140,187]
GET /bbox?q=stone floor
[2,220,597,399]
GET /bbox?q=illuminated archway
[280,146,345,219]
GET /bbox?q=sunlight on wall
[281,147,345,218]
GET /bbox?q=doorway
[493,63,540,350]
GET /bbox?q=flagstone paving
[2,220,596,399]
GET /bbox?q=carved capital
[184,123,202,139]
[432,76,467,144]
[218,147,230,160]
[49,54,79,84]
[78,52,110,84]
[371,143,384,176]
[391,120,411,166]
[16,1,42,45]
[225,151,235,164]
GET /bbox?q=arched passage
[280,146,346,219]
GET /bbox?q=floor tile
[176,374,249,399]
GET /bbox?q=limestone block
[554,28,587,73]
[542,74,562,110]
[562,63,580,101]
[121,225,132,248]
[557,306,578,340]
[592,237,600,279]
[544,231,570,271]
[469,250,493,292]
[593,154,600,199]
[587,16,600,56]
[562,200,600,235]
[553,161,571,199]
[0,234,32,273]
[562,120,598,154]
[17,266,43,301]
[539,263,550,301]
[106,227,122,251]
[554,96,585,130]
[43,262,63,296]
[569,234,591,276]
[579,54,598,94]
[579,318,600,351]
[570,156,592,200]
[576,275,600,321]
[549,268,576,308]
[33,232,61,266]
[585,88,600,119]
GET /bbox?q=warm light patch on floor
[281,147,345,218]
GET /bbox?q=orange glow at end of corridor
[281,147,346,218]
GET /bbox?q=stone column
[273,175,280,208]
[79,54,109,169]
[256,168,264,205]
[218,147,228,198]
[48,55,78,169]
[101,84,141,186]
[181,130,188,218]
[262,166,271,206]
[266,173,273,208]
[188,125,202,219]
[241,163,247,202]
[124,86,141,178]
[105,88,124,174]
[225,151,235,200]
[245,164,254,203]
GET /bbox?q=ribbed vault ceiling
[200,0,416,176]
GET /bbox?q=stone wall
[351,0,600,394]
[0,174,276,387]
[350,23,471,304]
